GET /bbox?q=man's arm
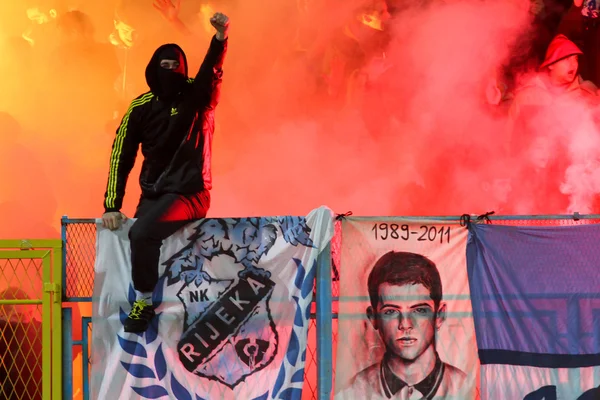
[103,98,145,213]
[153,0,193,36]
[192,12,229,109]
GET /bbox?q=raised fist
[210,12,229,35]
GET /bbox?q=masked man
[101,12,229,333]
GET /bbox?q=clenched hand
[210,12,229,41]
[102,211,128,230]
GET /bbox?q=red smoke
[0,0,596,240]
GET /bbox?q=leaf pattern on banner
[132,385,169,398]
[145,313,161,345]
[196,396,207,400]
[272,363,286,399]
[301,260,317,299]
[301,349,306,362]
[119,307,127,326]
[291,369,305,383]
[278,387,302,400]
[171,373,192,400]
[117,335,148,358]
[293,259,305,291]
[251,391,269,400]
[154,344,167,381]
[292,296,303,327]
[121,361,156,379]
[287,330,299,365]
[304,298,312,321]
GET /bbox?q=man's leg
[124,190,210,333]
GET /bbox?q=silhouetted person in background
[0,112,58,238]
[50,10,121,121]
[574,0,600,85]
[507,35,597,214]
[101,12,229,333]
[0,287,43,400]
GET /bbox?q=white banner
[334,218,479,399]
[91,207,333,400]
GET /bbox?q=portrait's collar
[380,352,444,399]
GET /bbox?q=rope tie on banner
[335,211,353,221]
[477,211,495,224]
[460,211,495,228]
[460,214,471,228]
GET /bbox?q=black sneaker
[124,299,155,333]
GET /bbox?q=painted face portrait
[335,225,476,400]
[369,282,445,362]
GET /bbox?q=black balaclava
[145,44,189,100]
[156,46,186,97]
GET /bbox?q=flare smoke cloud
[0,0,597,239]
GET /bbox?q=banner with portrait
[334,218,479,399]
[91,206,333,400]
[467,223,600,399]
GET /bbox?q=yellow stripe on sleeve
[105,93,154,209]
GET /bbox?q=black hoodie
[103,35,227,213]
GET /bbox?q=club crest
[161,217,313,388]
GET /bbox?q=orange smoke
[0,0,594,240]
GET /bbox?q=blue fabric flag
[467,223,600,399]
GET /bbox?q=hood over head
[539,34,583,70]
[145,43,189,99]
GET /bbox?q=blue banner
[467,223,600,399]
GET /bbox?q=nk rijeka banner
[91,207,333,400]
[334,218,479,400]
[467,223,600,400]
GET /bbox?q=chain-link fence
[1,240,63,400]
[63,220,96,300]
[0,257,44,400]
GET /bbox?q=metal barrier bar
[82,317,92,400]
[62,307,73,400]
[65,297,93,302]
[71,214,588,224]
[61,216,68,300]
[52,239,64,400]
[63,218,99,224]
[328,214,600,221]
[0,239,64,248]
[42,251,53,400]
[316,243,332,400]
[0,299,42,305]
